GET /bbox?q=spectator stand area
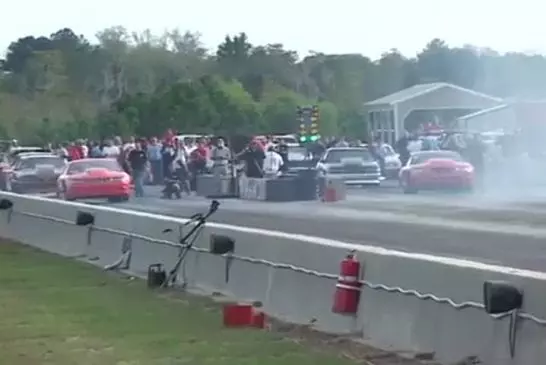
[364,82,503,144]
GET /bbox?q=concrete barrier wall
[0,192,545,365]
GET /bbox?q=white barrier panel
[0,192,546,365]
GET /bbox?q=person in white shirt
[184,138,197,155]
[172,139,191,193]
[263,146,284,178]
[123,136,136,153]
[102,140,120,157]
[78,139,89,158]
[407,136,422,153]
[57,143,69,162]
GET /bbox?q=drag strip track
[118,198,546,272]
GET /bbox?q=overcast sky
[1,0,543,60]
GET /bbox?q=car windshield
[411,151,464,164]
[67,159,122,174]
[11,148,50,156]
[279,136,298,144]
[16,156,65,170]
[324,149,374,163]
[287,146,308,161]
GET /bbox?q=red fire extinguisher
[332,250,362,314]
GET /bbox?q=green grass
[0,241,356,365]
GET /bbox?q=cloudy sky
[1,0,543,59]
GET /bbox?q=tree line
[2,27,546,144]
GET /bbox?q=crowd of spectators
[38,132,300,197]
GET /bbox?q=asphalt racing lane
[117,195,546,272]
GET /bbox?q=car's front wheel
[57,182,74,201]
[400,176,417,194]
[4,178,11,192]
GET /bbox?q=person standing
[211,138,231,177]
[263,146,284,178]
[173,139,191,194]
[189,139,209,190]
[147,137,163,184]
[370,136,386,177]
[79,139,89,158]
[89,141,105,158]
[102,139,120,158]
[57,142,70,161]
[395,132,411,166]
[277,142,289,173]
[127,141,148,198]
[68,141,83,161]
[239,141,266,178]
[161,142,176,179]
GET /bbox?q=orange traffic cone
[322,183,337,202]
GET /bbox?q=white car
[317,147,382,186]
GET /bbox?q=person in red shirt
[424,122,442,136]
[193,141,209,161]
[68,142,83,161]
[188,139,209,191]
[164,129,175,145]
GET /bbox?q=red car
[57,158,132,202]
[398,150,474,194]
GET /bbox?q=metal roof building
[457,100,546,133]
[364,82,503,144]
[456,104,513,132]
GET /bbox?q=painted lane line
[122,198,546,238]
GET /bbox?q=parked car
[0,147,54,189]
[398,150,474,194]
[284,145,313,172]
[57,158,132,202]
[316,147,381,186]
[4,153,66,194]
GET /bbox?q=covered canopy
[364,82,502,144]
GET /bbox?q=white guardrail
[0,192,545,365]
